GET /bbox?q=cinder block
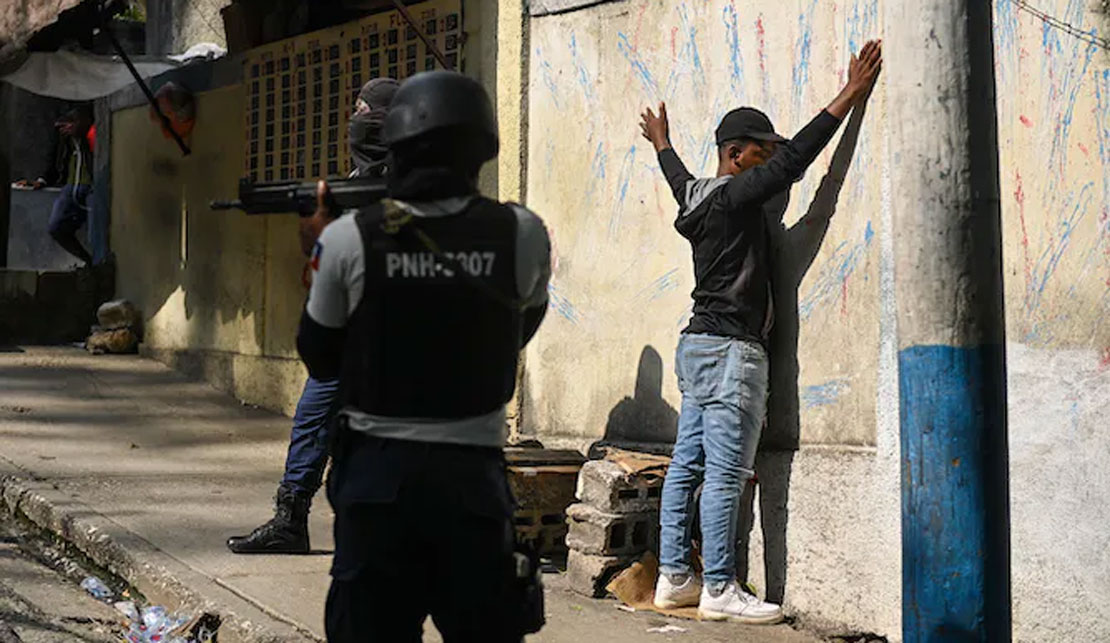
[565,503,658,557]
[506,453,584,557]
[566,549,635,598]
[513,507,569,557]
[575,459,664,514]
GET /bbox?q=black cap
[715,107,787,146]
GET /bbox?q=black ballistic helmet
[383,71,499,163]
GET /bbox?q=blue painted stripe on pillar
[899,344,1011,643]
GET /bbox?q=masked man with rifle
[297,71,551,641]
[227,78,399,555]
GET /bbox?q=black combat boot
[226,484,311,554]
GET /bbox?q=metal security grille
[241,0,463,182]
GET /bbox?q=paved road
[0,347,820,643]
[0,519,119,643]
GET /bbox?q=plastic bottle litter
[114,601,140,622]
[114,600,192,643]
[80,576,113,601]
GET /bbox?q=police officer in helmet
[297,71,551,641]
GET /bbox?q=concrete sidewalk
[0,347,817,643]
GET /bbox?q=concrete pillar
[884,2,1011,641]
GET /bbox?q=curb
[0,468,320,643]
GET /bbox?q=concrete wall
[110,85,312,414]
[522,0,1110,640]
[6,188,89,271]
[994,1,1110,639]
[145,0,231,55]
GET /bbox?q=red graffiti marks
[1016,170,1032,287]
[1099,346,1110,370]
[670,27,678,58]
[756,16,767,75]
[631,3,648,48]
[840,275,850,317]
[1019,115,1033,128]
[623,3,651,95]
[1079,142,1091,157]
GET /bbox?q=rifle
[210,177,388,216]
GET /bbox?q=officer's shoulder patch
[310,241,323,271]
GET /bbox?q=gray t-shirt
[306,197,552,447]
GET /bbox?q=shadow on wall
[736,100,871,603]
[589,345,679,457]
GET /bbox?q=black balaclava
[349,78,400,177]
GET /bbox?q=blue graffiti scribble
[535,48,562,110]
[801,378,851,408]
[676,303,694,329]
[617,32,661,100]
[992,0,1019,82]
[569,33,596,102]
[1046,39,1096,194]
[678,4,706,91]
[1096,70,1110,233]
[584,141,608,203]
[1025,183,1094,328]
[722,3,746,101]
[548,284,582,325]
[635,269,682,304]
[792,0,817,114]
[660,3,708,102]
[610,146,638,238]
[845,0,879,55]
[798,221,875,321]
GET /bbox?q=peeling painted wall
[523,0,885,448]
[522,0,1110,640]
[110,86,312,415]
[994,1,1110,639]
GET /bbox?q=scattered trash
[115,601,192,643]
[647,624,687,634]
[80,576,113,601]
[616,605,636,613]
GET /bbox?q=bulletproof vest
[343,198,521,419]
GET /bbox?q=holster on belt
[511,538,545,635]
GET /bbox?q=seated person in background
[14,105,96,266]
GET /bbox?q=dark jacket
[41,130,93,187]
[659,110,842,344]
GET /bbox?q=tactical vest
[343,198,521,419]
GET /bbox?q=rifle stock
[210,177,388,215]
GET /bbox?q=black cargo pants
[325,432,523,643]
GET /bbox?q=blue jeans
[659,334,769,587]
[48,184,92,263]
[282,376,340,498]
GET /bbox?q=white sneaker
[653,573,703,609]
[698,580,784,624]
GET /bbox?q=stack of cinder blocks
[565,458,664,597]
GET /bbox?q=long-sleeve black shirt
[660,109,842,344]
